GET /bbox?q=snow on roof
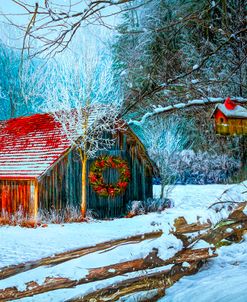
[216,103,247,118]
[0,114,71,180]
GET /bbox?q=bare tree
[142,116,191,199]
[1,0,147,58]
[0,22,48,119]
[0,38,46,119]
[42,44,124,217]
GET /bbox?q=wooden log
[176,218,247,248]
[127,288,166,302]
[68,262,203,302]
[186,204,247,247]
[171,217,212,247]
[172,204,247,247]
[201,218,247,245]
[2,204,245,301]
[0,230,163,280]
[0,247,216,301]
[174,221,212,234]
[165,247,217,264]
[0,249,164,301]
[101,288,166,302]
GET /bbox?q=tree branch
[128,97,247,126]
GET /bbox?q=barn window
[219,118,224,123]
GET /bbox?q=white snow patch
[243,205,247,216]
[192,240,212,250]
[107,268,116,273]
[192,64,199,70]
[191,79,199,84]
[182,262,190,268]
[226,228,233,233]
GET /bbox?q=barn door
[0,181,31,215]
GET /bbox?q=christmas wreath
[89,156,131,198]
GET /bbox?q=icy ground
[0,183,246,302]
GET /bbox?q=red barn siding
[0,180,36,215]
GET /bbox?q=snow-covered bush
[127,197,173,216]
[170,150,241,184]
[38,206,98,223]
[0,208,30,227]
[0,206,96,227]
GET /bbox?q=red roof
[211,97,247,119]
[0,113,71,180]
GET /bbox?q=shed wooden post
[30,180,39,219]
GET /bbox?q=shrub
[127,197,173,216]
[0,206,96,227]
[172,150,241,184]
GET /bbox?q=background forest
[0,0,246,187]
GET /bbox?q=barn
[0,113,154,218]
[211,97,247,135]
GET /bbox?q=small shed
[211,97,247,135]
[0,113,154,218]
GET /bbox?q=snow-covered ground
[0,182,246,301]
[160,237,247,302]
[158,183,247,302]
[0,184,240,268]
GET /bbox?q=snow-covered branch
[128,97,247,126]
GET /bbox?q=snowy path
[0,183,246,301]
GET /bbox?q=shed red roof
[0,113,71,180]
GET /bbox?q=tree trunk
[160,182,165,199]
[81,152,87,218]
[9,94,16,118]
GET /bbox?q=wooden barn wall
[86,132,153,218]
[38,132,153,218]
[38,149,81,211]
[0,180,34,215]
